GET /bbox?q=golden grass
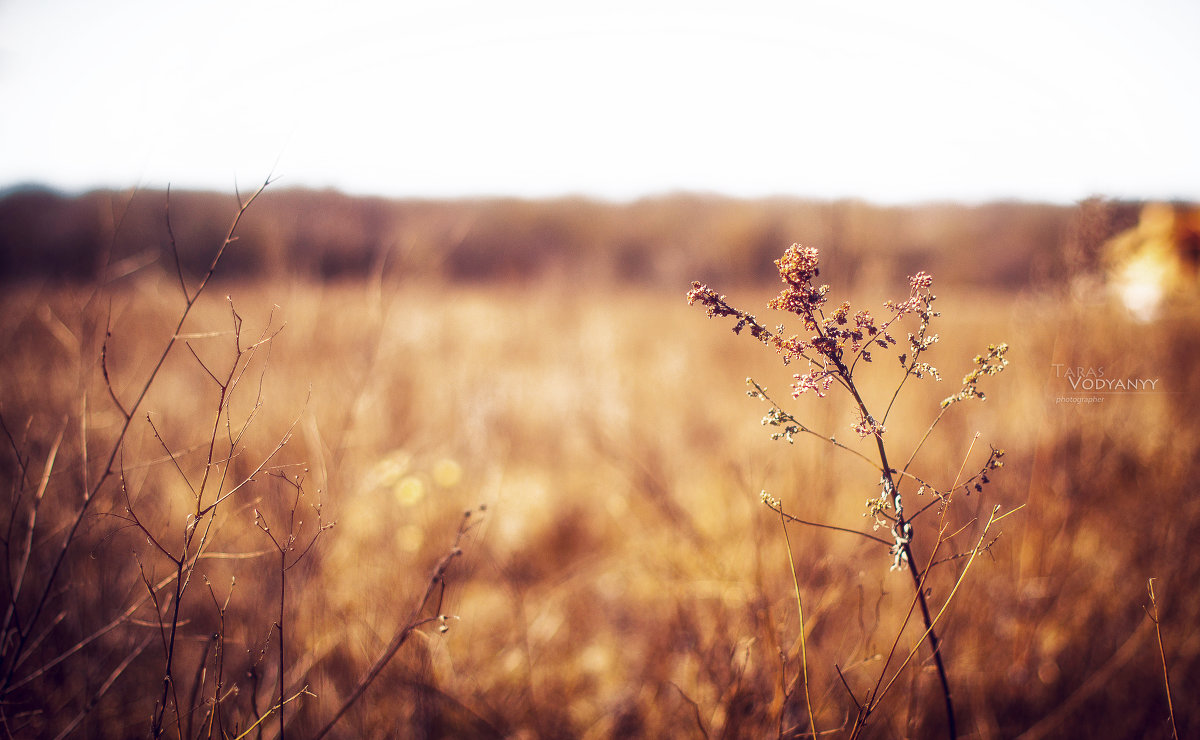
[1,270,1197,738]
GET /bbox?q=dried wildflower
[685,282,721,311]
[941,343,1009,407]
[771,334,809,364]
[909,331,940,353]
[886,270,936,318]
[775,244,821,285]
[988,447,1005,468]
[688,242,1010,739]
[792,369,835,398]
[688,281,775,345]
[911,361,942,381]
[768,245,829,321]
[762,406,803,442]
[689,248,957,400]
[832,301,851,325]
[853,410,886,438]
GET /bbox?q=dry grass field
[1,192,1197,738]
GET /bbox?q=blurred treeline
[0,185,1146,288]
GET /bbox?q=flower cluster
[974,446,1006,492]
[687,282,773,344]
[791,369,835,398]
[686,243,1007,449]
[765,245,936,400]
[765,246,900,367]
[767,245,827,326]
[894,271,941,380]
[941,343,1010,408]
[853,410,886,438]
[886,271,935,315]
[689,245,949,410]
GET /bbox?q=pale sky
[2,0,1198,203]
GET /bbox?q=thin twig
[0,177,275,696]
[53,635,154,740]
[668,681,710,740]
[763,499,892,547]
[1,422,65,648]
[313,510,479,740]
[8,570,181,692]
[874,506,1003,708]
[837,358,957,740]
[231,687,314,740]
[145,415,197,497]
[1146,578,1178,740]
[779,508,817,738]
[100,316,130,421]
[834,664,863,714]
[164,184,189,300]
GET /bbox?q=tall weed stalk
[689,244,1017,738]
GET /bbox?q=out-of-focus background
[2,2,1199,738]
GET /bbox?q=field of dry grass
[2,200,1198,738]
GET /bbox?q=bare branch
[100,320,130,420]
[761,497,892,547]
[1146,578,1179,740]
[314,509,481,740]
[145,415,196,498]
[164,184,189,301]
[52,635,154,740]
[1,422,65,645]
[185,341,225,387]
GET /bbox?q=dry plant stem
[668,681,710,739]
[1146,578,1179,740]
[8,569,179,691]
[254,473,329,740]
[765,501,891,548]
[0,178,274,696]
[312,510,477,740]
[1,423,64,645]
[202,577,233,739]
[142,321,299,738]
[866,507,1022,730]
[851,515,955,738]
[900,405,951,481]
[835,665,864,718]
[750,380,882,472]
[836,356,957,740]
[872,506,1007,711]
[147,335,295,738]
[253,513,291,740]
[688,255,1013,740]
[9,546,270,699]
[52,635,154,740]
[277,547,286,740]
[779,509,817,738]
[859,439,988,713]
[184,634,214,740]
[231,686,314,740]
[148,555,186,738]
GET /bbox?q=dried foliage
[0,191,1197,738]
